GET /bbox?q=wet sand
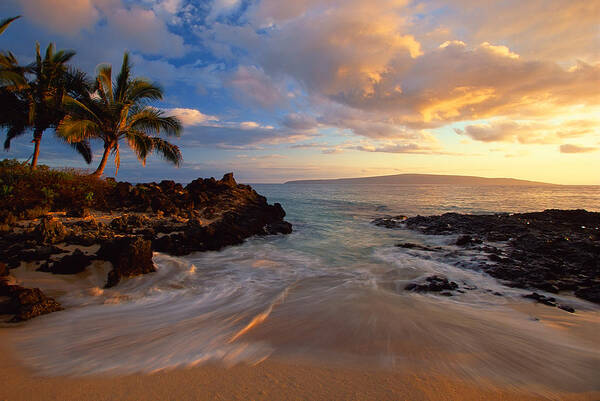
[3,255,599,400]
[0,334,597,401]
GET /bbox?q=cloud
[455,119,600,144]
[480,42,519,59]
[205,0,599,137]
[106,6,187,57]
[226,65,288,109]
[18,0,114,35]
[422,0,600,63]
[352,143,452,155]
[179,124,315,149]
[165,108,219,126]
[16,0,187,57]
[128,55,224,93]
[281,113,318,130]
[559,144,598,154]
[208,0,241,21]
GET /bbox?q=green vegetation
[0,15,183,177]
[0,159,113,215]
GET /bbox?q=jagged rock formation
[373,209,600,304]
[0,173,292,321]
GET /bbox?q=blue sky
[0,0,599,183]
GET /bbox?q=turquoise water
[8,184,600,391]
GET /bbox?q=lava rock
[558,304,576,313]
[0,262,7,277]
[456,235,482,246]
[390,210,600,304]
[574,287,600,304]
[109,214,150,233]
[221,172,237,187]
[523,292,557,306]
[33,217,68,244]
[49,249,93,274]
[405,275,459,293]
[396,243,441,252]
[372,215,408,228]
[66,207,90,218]
[97,236,156,288]
[0,283,63,322]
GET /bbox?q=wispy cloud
[559,144,598,154]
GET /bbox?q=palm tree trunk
[91,142,112,178]
[30,129,43,169]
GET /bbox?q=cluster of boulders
[374,209,600,305]
[523,292,575,313]
[0,173,293,322]
[0,264,63,322]
[405,275,459,296]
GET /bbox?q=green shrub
[0,159,112,213]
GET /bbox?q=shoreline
[1,332,597,401]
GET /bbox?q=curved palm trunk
[30,129,43,169]
[91,142,113,178]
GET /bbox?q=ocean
[8,184,600,391]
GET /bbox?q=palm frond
[0,16,20,35]
[51,49,76,65]
[70,140,93,164]
[96,64,113,104]
[125,131,153,164]
[112,142,120,175]
[126,79,163,103]
[150,136,182,166]
[56,115,100,142]
[3,125,28,150]
[129,107,182,137]
[0,51,26,88]
[115,52,131,103]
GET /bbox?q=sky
[0,0,599,184]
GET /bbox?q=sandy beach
[1,333,598,401]
[2,295,600,401]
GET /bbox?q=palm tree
[57,52,183,177]
[1,43,92,167]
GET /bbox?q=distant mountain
[284,174,559,186]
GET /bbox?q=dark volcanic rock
[455,235,482,246]
[18,245,65,262]
[110,214,150,233]
[34,217,68,244]
[97,237,156,288]
[49,249,93,274]
[522,292,576,313]
[0,262,7,277]
[66,207,90,218]
[153,176,293,256]
[523,292,557,306]
[396,243,442,252]
[574,287,600,304]
[221,172,237,187]
[0,172,292,319]
[372,215,408,228]
[0,283,63,322]
[405,275,459,293]
[376,209,600,304]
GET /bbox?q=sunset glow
[0,0,598,183]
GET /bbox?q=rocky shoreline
[0,173,292,322]
[373,209,600,306]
